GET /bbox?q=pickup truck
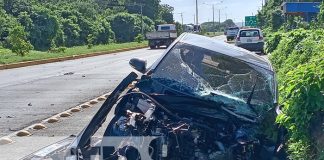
[225,26,239,41]
[146,24,177,49]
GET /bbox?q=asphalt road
[0,48,164,137]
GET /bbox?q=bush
[265,32,282,53]
[269,28,324,159]
[87,34,94,49]
[134,34,144,43]
[111,13,154,43]
[276,59,324,159]
[8,25,33,56]
[48,47,66,53]
[269,28,310,70]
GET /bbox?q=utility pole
[262,0,264,7]
[180,13,184,26]
[130,3,144,35]
[140,4,143,36]
[218,9,221,32]
[176,12,184,31]
[213,4,215,33]
[194,14,196,24]
[196,0,198,25]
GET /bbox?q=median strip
[0,46,147,70]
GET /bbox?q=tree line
[257,0,323,31]
[200,19,236,32]
[0,0,174,54]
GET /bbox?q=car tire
[149,46,155,49]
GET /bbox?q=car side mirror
[129,58,147,74]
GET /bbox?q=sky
[160,0,264,24]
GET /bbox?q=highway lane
[0,48,165,137]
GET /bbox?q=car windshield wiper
[246,82,259,116]
[247,83,256,106]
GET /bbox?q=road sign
[245,16,257,27]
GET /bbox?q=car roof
[239,28,261,31]
[177,33,272,71]
[228,26,239,29]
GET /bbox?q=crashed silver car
[23,33,286,160]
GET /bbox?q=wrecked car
[23,33,286,160]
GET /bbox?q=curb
[0,92,111,141]
[0,46,147,70]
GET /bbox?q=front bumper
[236,42,264,51]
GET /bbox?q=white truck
[146,24,177,49]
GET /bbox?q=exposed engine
[106,95,278,160]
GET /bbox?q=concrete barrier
[0,46,147,70]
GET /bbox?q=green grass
[0,41,147,65]
[204,32,224,37]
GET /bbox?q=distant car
[235,28,264,53]
[225,27,239,41]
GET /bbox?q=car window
[160,26,171,30]
[240,30,260,37]
[229,27,239,30]
[152,43,275,107]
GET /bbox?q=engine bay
[102,92,280,160]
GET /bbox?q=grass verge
[0,41,147,65]
[204,32,224,37]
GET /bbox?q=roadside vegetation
[0,0,173,59]
[201,19,236,32]
[0,41,146,64]
[257,1,324,159]
[203,32,224,37]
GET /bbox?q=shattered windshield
[151,43,275,109]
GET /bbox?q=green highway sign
[245,16,257,27]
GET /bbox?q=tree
[8,25,33,56]
[222,19,235,28]
[0,9,18,42]
[270,9,284,31]
[29,6,60,50]
[110,13,137,42]
[158,4,174,24]
[0,0,171,50]
[125,0,160,21]
[318,2,324,25]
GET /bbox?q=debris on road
[63,72,74,75]
[28,103,32,106]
